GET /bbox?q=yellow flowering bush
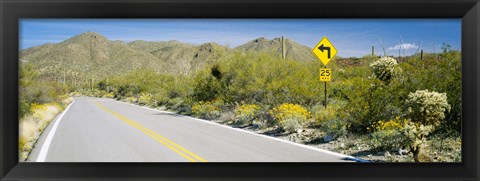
[30,103,44,112]
[124,96,138,104]
[370,117,408,150]
[234,104,260,125]
[103,92,115,99]
[370,117,406,132]
[138,92,155,106]
[19,100,66,161]
[30,102,61,122]
[270,103,310,132]
[192,99,221,120]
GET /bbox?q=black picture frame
[1,0,479,180]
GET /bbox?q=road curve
[28,97,355,162]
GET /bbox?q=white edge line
[35,100,75,162]
[107,98,356,160]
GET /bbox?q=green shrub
[339,77,381,133]
[396,50,461,133]
[320,118,348,138]
[115,84,142,99]
[270,103,310,132]
[87,89,110,98]
[282,118,301,133]
[19,136,29,152]
[218,110,235,123]
[209,52,323,106]
[369,117,408,150]
[191,99,222,120]
[124,96,138,104]
[253,106,276,129]
[19,100,32,119]
[168,98,192,114]
[192,70,221,102]
[234,104,260,125]
[20,63,66,118]
[311,100,346,126]
[103,92,115,98]
[138,92,155,106]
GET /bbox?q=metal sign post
[324,70,327,109]
[312,36,337,109]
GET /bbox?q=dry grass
[19,97,73,161]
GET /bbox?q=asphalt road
[29,97,355,162]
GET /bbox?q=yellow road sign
[319,68,332,82]
[312,37,338,65]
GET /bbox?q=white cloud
[388,43,419,50]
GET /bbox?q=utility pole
[91,76,94,91]
[371,45,375,63]
[324,66,327,110]
[399,48,401,59]
[281,35,286,60]
[106,77,110,93]
[63,71,66,87]
[420,49,423,60]
[85,75,89,91]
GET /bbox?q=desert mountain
[20,32,315,83]
[127,40,228,74]
[234,37,316,61]
[20,32,162,83]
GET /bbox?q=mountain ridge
[20,32,317,85]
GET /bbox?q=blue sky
[20,19,461,57]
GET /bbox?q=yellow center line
[93,100,207,162]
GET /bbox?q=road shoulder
[27,99,75,162]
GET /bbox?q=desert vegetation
[19,63,72,161]
[19,32,461,162]
[87,46,460,162]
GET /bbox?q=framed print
[1,0,479,180]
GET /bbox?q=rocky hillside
[127,40,228,74]
[20,32,315,83]
[20,32,162,83]
[235,37,316,62]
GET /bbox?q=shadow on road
[342,157,372,162]
[303,137,327,145]
[262,127,289,137]
[153,112,185,117]
[350,149,383,158]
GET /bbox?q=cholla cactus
[402,121,436,162]
[403,122,435,148]
[369,56,401,83]
[403,90,451,162]
[406,89,451,126]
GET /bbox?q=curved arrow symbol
[318,44,331,59]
